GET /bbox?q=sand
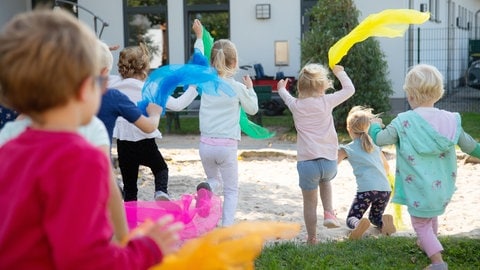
[112,133,480,243]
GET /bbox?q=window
[123,0,168,67]
[301,0,317,39]
[184,0,229,61]
[456,5,471,30]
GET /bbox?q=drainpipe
[447,0,453,93]
[476,9,480,39]
[407,0,414,69]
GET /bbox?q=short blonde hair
[403,64,444,105]
[210,39,238,78]
[297,63,332,99]
[98,40,114,72]
[347,106,375,153]
[118,43,150,80]
[0,9,99,116]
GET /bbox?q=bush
[301,0,393,131]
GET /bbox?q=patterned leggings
[346,190,391,229]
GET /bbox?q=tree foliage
[301,0,393,130]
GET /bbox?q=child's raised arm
[457,129,480,159]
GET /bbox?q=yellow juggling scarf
[387,173,407,230]
[151,221,300,270]
[328,9,430,68]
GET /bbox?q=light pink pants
[411,216,443,257]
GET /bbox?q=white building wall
[167,0,185,65]
[230,0,302,79]
[355,0,408,98]
[0,0,29,26]
[80,0,123,74]
[2,0,480,98]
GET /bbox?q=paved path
[152,133,297,152]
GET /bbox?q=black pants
[346,190,391,229]
[117,138,168,201]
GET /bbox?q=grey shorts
[297,158,337,190]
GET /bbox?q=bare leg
[302,188,318,244]
[319,181,333,211]
[319,181,340,228]
[430,252,444,265]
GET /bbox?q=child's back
[199,39,258,141]
[0,129,112,268]
[380,108,461,216]
[278,64,355,161]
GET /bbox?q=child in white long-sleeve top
[277,64,355,244]
[194,32,259,227]
[369,64,480,270]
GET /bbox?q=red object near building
[252,77,296,92]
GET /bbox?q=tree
[301,0,393,130]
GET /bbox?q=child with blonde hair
[195,38,259,227]
[0,9,181,268]
[370,64,480,270]
[338,106,395,240]
[277,64,355,244]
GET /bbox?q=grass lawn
[159,110,480,269]
[255,236,480,269]
[159,110,480,142]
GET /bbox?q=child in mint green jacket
[369,64,480,270]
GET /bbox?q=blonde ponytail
[210,39,238,78]
[359,132,374,153]
[346,106,377,153]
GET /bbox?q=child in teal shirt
[338,106,395,240]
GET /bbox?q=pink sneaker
[323,210,341,228]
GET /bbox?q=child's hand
[146,103,163,116]
[332,65,344,74]
[243,75,253,89]
[192,19,203,39]
[371,117,385,128]
[109,44,120,51]
[144,215,183,256]
[277,78,289,90]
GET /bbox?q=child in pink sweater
[277,64,355,244]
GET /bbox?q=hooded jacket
[370,109,480,218]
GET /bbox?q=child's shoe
[196,181,212,192]
[323,210,340,228]
[195,188,212,217]
[349,218,370,240]
[424,262,448,270]
[154,190,171,201]
[381,214,396,235]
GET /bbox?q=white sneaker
[154,191,170,201]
